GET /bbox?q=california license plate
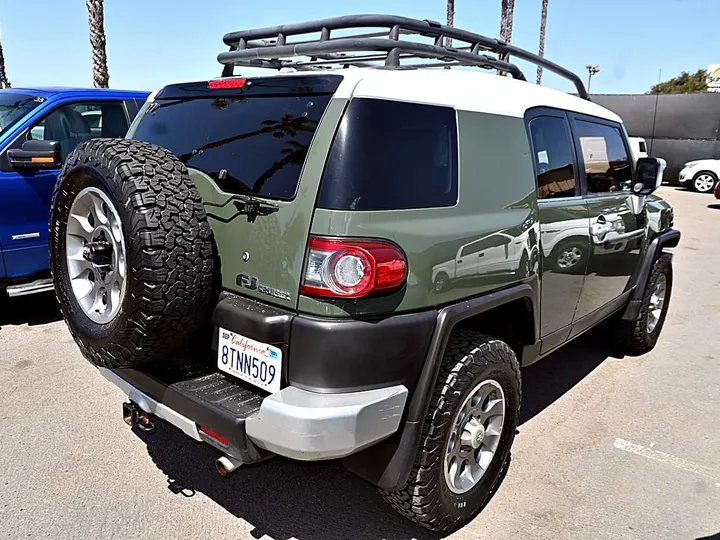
[217,328,282,393]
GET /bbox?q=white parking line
[614,438,719,486]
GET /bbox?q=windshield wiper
[232,195,279,223]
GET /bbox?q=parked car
[0,87,148,297]
[47,16,679,534]
[678,159,720,193]
[628,136,648,161]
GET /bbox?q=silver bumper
[100,367,407,461]
[245,385,408,460]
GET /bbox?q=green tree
[650,69,708,94]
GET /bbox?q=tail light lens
[301,237,407,299]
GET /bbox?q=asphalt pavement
[0,186,718,540]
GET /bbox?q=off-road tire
[50,139,215,369]
[379,330,521,533]
[608,253,673,356]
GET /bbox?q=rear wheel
[692,171,718,193]
[50,138,215,369]
[379,330,521,533]
[608,254,673,355]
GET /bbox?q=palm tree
[86,0,109,88]
[0,27,10,89]
[500,0,515,43]
[446,0,455,45]
[536,0,549,84]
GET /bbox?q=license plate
[217,328,282,393]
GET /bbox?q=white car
[678,159,720,193]
[628,136,648,162]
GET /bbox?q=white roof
[333,69,621,122]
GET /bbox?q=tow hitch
[122,401,155,432]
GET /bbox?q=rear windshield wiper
[232,195,279,222]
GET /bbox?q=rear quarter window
[317,99,458,211]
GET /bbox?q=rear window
[129,94,331,200]
[317,99,458,211]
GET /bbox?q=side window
[638,141,647,153]
[575,120,633,193]
[529,116,577,199]
[460,242,482,257]
[28,101,129,160]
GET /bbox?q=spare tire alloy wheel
[66,187,126,324]
[50,138,215,369]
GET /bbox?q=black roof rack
[218,14,589,100]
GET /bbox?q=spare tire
[50,139,215,369]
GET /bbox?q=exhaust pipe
[216,455,243,477]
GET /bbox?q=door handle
[477,253,485,257]
[457,259,463,263]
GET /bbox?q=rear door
[526,109,590,345]
[127,76,346,310]
[0,98,132,278]
[570,114,643,320]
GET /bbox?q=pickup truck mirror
[7,140,63,170]
[632,157,666,196]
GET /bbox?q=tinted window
[575,120,632,193]
[529,116,577,199]
[0,93,43,133]
[29,102,129,159]
[317,99,458,211]
[130,95,331,200]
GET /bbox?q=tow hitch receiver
[122,401,155,432]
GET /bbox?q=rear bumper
[101,366,407,461]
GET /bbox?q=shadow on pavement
[135,327,615,540]
[707,204,720,210]
[137,424,437,540]
[0,292,61,329]
[695,535,720,540]
[521,327,615,424]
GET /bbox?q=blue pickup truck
[0,87,148,297]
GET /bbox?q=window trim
[524,106,581,201]
[567,112,635,199]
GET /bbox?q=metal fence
[590,92,720,180]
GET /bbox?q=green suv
[49,15,679,533]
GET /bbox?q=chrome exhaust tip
[216,455,242,477]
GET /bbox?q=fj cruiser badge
[236,273,291,301]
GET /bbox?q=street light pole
[586,64,600,93]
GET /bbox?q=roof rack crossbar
[219,14,588,99]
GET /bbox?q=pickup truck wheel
[434,272,450,292]
[50,138,215,369]
[609,253,673,356]
[379,330,521,533]
[551,239,588,274]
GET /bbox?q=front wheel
[608,253,673,355]
[692,171,718,193]
[379,330,521,533]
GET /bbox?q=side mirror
[632,157,666,196]
[7,140,62,170]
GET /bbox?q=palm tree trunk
[86,0,109,88]
[536,0,549,84]
[445,0,455,69]
[500,0,515,43]
[446,0,455,46]
[0,29,10,89]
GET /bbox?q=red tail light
[301,237,407,299]
[207,78,246,90]
[200,426,229,446]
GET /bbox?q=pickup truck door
[0,99,131,279]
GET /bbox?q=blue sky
[1,0,718,94]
